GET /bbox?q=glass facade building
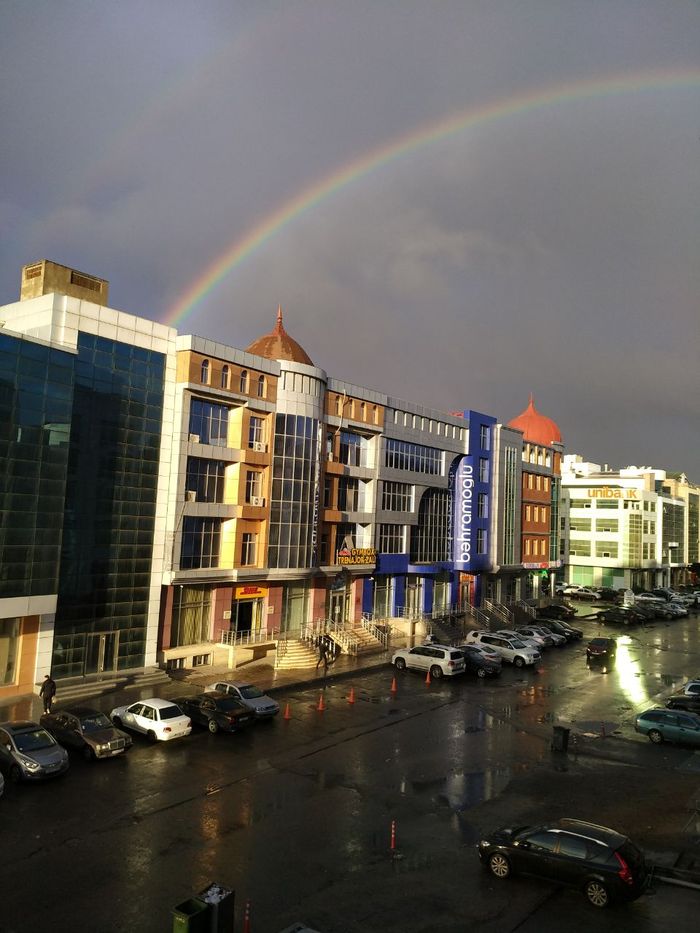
[269,414,320,569]
[52,333,165,678]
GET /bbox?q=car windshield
[238,686,264,699]
[80,713,112,732]
[14,729,55,752]
[159,705,185,720]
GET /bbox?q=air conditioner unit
[252,441,266,452]
[249,496,265,507]
[189,434,200,444]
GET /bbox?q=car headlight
[477,840,490,849]
[96,743,110,752]
[19,756,42,772]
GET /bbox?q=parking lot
[1,606,699,932]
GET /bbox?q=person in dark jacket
[39,674,56,713]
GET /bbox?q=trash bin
[551,725,570,753]
[172,897,211,933]
[197,883,235,933]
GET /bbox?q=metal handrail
[218,628,275,647]
[483,599,513,625]
[360,614,391,649]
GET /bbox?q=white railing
[218,628,275,647]
[302,619,361,656]
[464,605,491,629]
[515,600,537,618]
[360,615,391,648]
[483,599,513,625]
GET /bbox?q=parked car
[596,587,619,602]
[514,626,554,649]
[462,642,503,666]
[110,698,192,742]
[634,708,700,747]
[540,619,583,641]
[391,644,466,679]
[634,593,666,606]
[665,693,700,714]
[537,603,576,621]
[596,608,639,627]
[465,631,540,668]
[528,624,567,647]
[175,693,256,734]
[679,680,700,696]
[455,645,502,678]
[204,681,280,719]
[40,707,132,760]
[572,587,602,601]
[476,818,647,908]
[497,629,545,651]
[561,585,584,596]
[586,637,617,662]
[0,721,69,782]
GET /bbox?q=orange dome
[508,394,562,446]
[245,306,313,365]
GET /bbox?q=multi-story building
[560,457,697,590]
[0,261,177,697]
[157,308,499,669]
[502,396,564,600]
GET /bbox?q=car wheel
[112,716,122,728]
[10,765,22,784]
[430,665,443,680]
[584,879,610,908]
[208,718,219,734]
[147,730,158,743]
[648,729,663,744]
[477,667,487,678]
[513,656,525,668]
[82,745,96,762]
[488,852,511,879]
[394,657,406,671]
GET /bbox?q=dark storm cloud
[2,1,699,476]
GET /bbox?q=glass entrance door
[85,632,119,675]
[329,591,345,626]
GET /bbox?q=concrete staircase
[275,640,318,671]
[54,666,173,705]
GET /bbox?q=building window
[338,476,359,511]
[378,524,405,554]
[269,414,320,569]
[339,430,369,467]
[480,424,490,450]
[381,481,413,512]
[410,488,451,562]
[476,528,486,554]
[189,399,229,446]
[221,365,230,389]
[479,457,489,482]
[185,458,226,503]
[180,517,221,569]
[0,619,20,685]
[241,533,257,566]
[170,586,211,647]
[373,405,379,425]
[257,375,266,398]
[384,439,442,475]
[200,359,210,384]
[240,370,249,393]
[248,415,264,449]
[477,492,487,518]
[245,470,263,503]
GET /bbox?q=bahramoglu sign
[587,487,638,499]
[453,459,474,570]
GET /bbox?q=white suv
[392,644,465,679]
[465,631,541,668]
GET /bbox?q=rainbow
[165,68,700,327]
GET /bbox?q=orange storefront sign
[234,585,267,600]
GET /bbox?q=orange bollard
[317,692,326,712]
[242,898,251,933]
[348,686,355,704]
[390,819,397,851]
[425,670,431,685]
[390,676,398,694]
[283,702,292,720]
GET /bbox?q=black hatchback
[477,818,647,908]
[457,645,502,678]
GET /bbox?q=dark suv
[477,818,647,908]
[586,637,617,662]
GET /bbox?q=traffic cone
[425,670,431,685]
[317,692,326,711]
[348,686,355,704]
[283,702,292,720]
[390,676,398,694]
[243,899,251,933]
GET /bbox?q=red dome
[508,395,562,446]
[245,307,313,365]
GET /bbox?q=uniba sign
[587,487,638,499]
[455,460,474,567]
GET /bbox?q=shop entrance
[231,598,264,638]
[85,632,119,675]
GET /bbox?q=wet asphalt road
[2,609,700,933]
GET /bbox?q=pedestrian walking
[39,674,56,713]
[316,636,329,675]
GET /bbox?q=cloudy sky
[2,1,699,477]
